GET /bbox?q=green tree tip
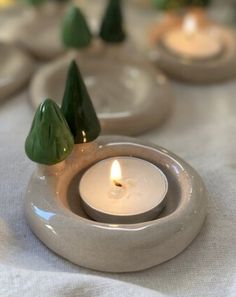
[61,6,92,49]
[25,99,74,165]
[61,60,101,144]
[99,0,126,43]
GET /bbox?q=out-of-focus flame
[183,14,197,37]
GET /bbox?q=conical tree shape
[99,0,126,43]
[61,60,101,144]
[61,6,92,49]
[25,99,74,165]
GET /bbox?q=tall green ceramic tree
[61,6,92,49]
[99,0,126,43]
[25,99,74,165]
[61,60,101,144]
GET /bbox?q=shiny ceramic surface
[151,26,236,83]
[0,43,34,100]
[25,136,207,273]
[30,45,172,136]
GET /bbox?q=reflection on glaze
[33,206,55,221]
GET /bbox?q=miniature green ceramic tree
[99,0,126,43]
[25,99,74,165]
[61,6,92,49]
[61,60,101,144]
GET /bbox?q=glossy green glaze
[25,99,74,165]
[61,6,92,49]
[99,0,126,43]
[61,61,101,144]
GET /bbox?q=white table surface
[0,2,236,296]
[0,77,236,297]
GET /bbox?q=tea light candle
[79,157,168,224]
[162,14,223,60]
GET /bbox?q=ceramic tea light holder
[149,12,236,83]
[0,1,68,60]
[30,3,172,135]
[0,43,34,99]
[25,64,207,273]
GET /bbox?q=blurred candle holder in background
[162,14,223,60]
[29,2,173,136]
[149,9,236,83]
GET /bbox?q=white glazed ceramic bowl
[0,43,34,100]
[150,26,236,83]
[25,136,207,273]
[30,46,172,136]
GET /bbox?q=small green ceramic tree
[99,0,126,43]
[25,99,74,165]
[61,6,92,49]
[61,60,101,144]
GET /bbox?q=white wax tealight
[79,157,168,224]
[162,14,223,60]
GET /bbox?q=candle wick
[114,180,122,187]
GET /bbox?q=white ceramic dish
[0,43,34,100]
[30,47,172,135]
[25,136,207,273]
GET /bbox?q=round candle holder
[25,136,207,273]
[0,43,34,100]
[0,3,66,60]
[150,24,236,83]
[30,45,172,136]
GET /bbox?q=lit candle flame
[110,160,122,187]
[183,14,197,37]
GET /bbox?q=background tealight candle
[79,157,168,224]
[162,14,223,60]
